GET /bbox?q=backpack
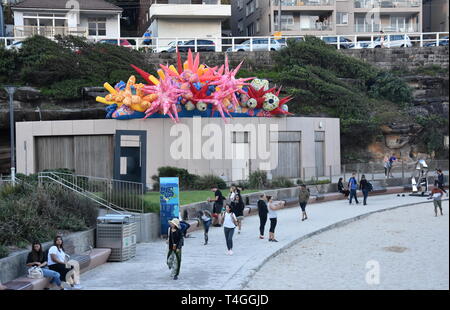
[179,221,190,235]
[367,182,373,192]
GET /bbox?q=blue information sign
[160,177,180,235]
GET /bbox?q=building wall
[423,0,449,32]
[16,117,341,186]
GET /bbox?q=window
[232,132,249,143]
[274,12,294,30]
[238,19,244,33]
[246,0,256,16]
[256,19,260,33]
[247,23,255,36]
[238,0,244,9]
[336,12,348,25]
[88,17,107,36]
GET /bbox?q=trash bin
[96,214,137,262]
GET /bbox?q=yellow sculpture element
[96,75,157,112]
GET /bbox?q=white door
[231,132,250,182]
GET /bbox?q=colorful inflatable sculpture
[96,50,293,122]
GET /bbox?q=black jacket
[168,229,183,250]
[231,201,245,217]
[257,199,268,216]
[438,174,444,185]
[360,179,369,191]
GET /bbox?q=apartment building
[231,0,423,36]
[423,0,449,32]
[148,0,231,45]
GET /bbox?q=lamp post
[4,86,17,183]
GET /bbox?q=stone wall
[143,47,449,72]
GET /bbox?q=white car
[5,41,23,50]
[157,40,187,53]
[354,34,412,49]
[227,38,284,52]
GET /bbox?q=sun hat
[168,218,181,229]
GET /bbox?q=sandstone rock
[385,134,411,149]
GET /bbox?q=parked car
[227,38,284,52]
[167,40,216,52]
[355,34,412,48]
[424,36,449,47]
[322,36,354,49]
[98,39,134,48]
[158,40,188,53]
[5,41,23,50]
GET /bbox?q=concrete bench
[3,248,111,290]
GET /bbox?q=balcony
[355,23,419,32]
[152,0,222,4]
[354,0,421,9]
[14,26,88,38]
[273,0,335,6]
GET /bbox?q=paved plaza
[81,194,449,290]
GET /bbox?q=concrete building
[423,0,449,32]
[148,0,231,50]
[11,0,122,38]
[15,117,341,187]
[231,0,422,37]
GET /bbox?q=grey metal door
[114,130,147,185]
[271,131,301,178]
[315,131,325,177]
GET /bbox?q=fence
[182,159,449,187]
[38,172,144,214]
[1,31,448,52]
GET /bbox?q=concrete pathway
[81,193,449,290]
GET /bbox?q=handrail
[38,174,124,214]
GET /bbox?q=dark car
[424,36,449,47]
[322,36,354,49]
[167,40,215,52]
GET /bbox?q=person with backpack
[167,218,184,280]
[359,175,372,206]
[221,204,238,255]
[257,194,269,239]
[298,184,310,221]
[26,241,65,290]
[207,186,225,227]
[348,172,359,205]
[199,210,212,245]
[179,220,191,238]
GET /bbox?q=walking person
[337,177,350,198]
[359,175,371,206]
[436,169,448,196]
[166,218,183,280]
[207,186,225,227]
[47,236,82,290]
[257,194,268,239]
[267,196,285,242]
[228,185,237,202]
[388,154,397,178]
[383,155,390,178]
[26,241,65,290]
[428,188,445,217]
[231,194,245,234]
[298,184,310,221]
[221,204,238,255]
[199,210,212,245]
[348,172,359,205]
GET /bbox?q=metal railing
[1,31,448,51]
[13,26,88,38]
[273,0,335,6]
[38,172,144,214]
[354,0,421,8]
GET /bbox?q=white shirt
[229,192,236,201]
[268,202,277,219]
[223,212,237,228]
[48,246,67,266]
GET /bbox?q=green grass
[143,190,261,213]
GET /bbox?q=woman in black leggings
[266,196,285,242]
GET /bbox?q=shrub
[0,184,98,247]
[193,174,227,190]
[152,166,200,190]
[270,177,295,189]
[248,170,269,189]
[0,245,8,259]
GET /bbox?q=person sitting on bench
[338,177,350,197]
